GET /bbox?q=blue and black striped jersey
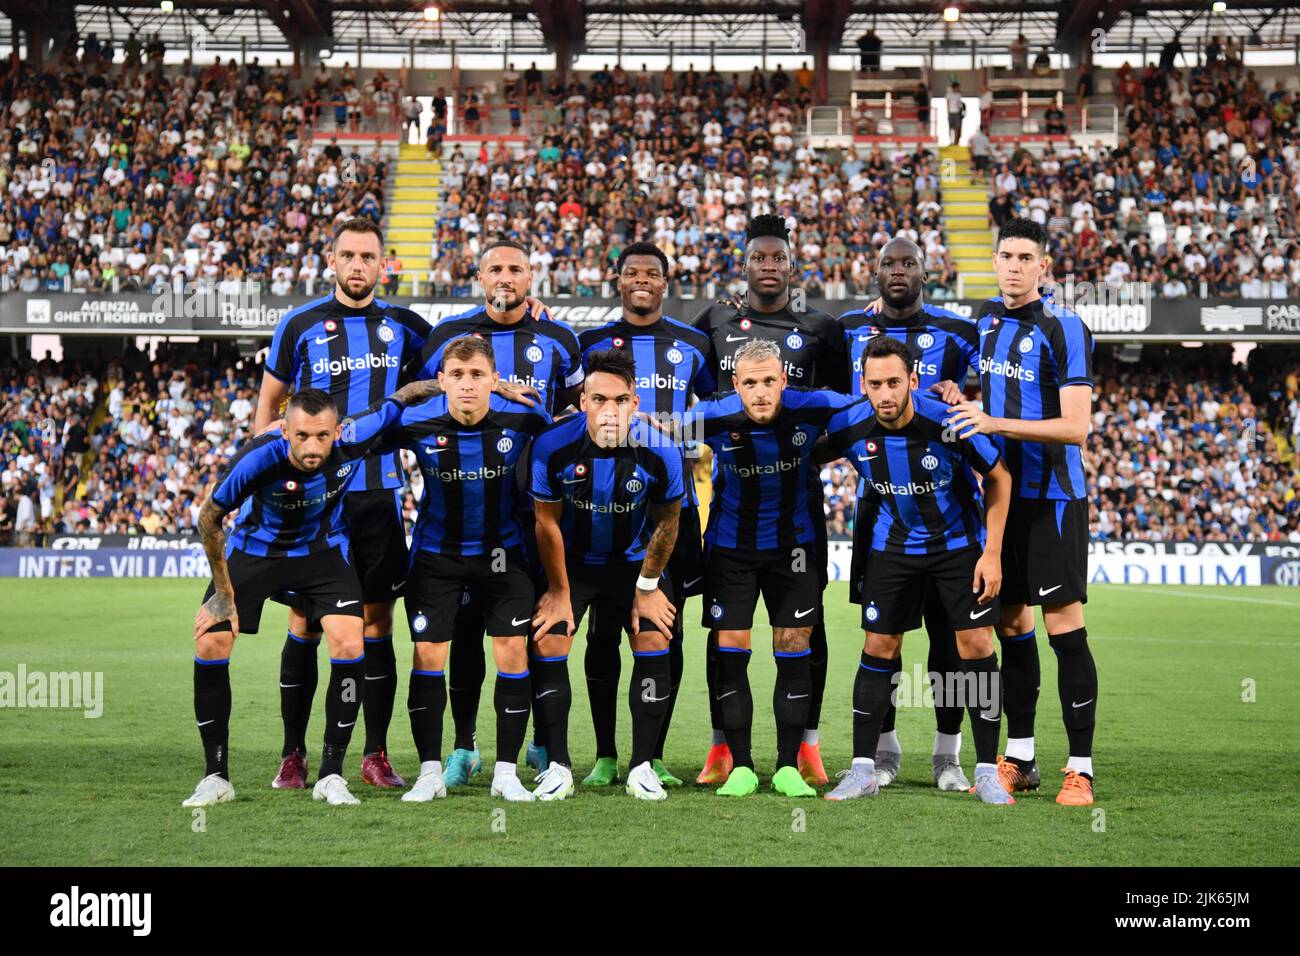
[210,399,400,558]
[685,387,854,551]
[975,296,1094,500]
[529,414,685,566]
[578,314,716,508]
[414,306,584,416]
[358,393,552,557]
[265,294,431,493]
[838,302,980,395]
[826,391,1001,555]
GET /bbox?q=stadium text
[0,665,103,718]
[49,886,150,936]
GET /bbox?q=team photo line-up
[183,210,1099,809]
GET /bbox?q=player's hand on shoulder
[929,380,965,405]
[494,379,540,407]
[392,379,441,406]
[716,292,744,311]
[946,400,996,438]
[525,295,553,323]
[258,418,285,437]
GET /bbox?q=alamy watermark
[0,665,103,718]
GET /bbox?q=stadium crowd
[984,56,1300,298]
[431,64,959,302]
[0,48,389,297]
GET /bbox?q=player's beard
[881,279,921,312]
[338,273,377,302]
[750,277,788,307]
[626,292,660,317]
[877,390,911,426]
[490,286,524,312]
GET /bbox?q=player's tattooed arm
[196,497,238,639]
[494,379,541,407]
[390,378,442,407]
[632,502,680,637]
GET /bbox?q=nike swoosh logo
[1071,698,1094,709]
[278,683,301,689]
[390,581,405,591]
[315,335,338,344]
[562,478,585,484]
[337,720,356,728]
[504,708,529,715]
[851,709,872,716]
[422,447,446,454]
[682,577,702,588]
[786,693,809,700]
[725,334,748,342]
[364,675,388,681]
[714,690,737,701]
[407,707,428,713]
[980,329,996,337]
[511,617,531,626]
[793,608,814,619]
[979,713,1000,722]
[721,444,744,452]
[1038,585,1062,596]
[856,335,873,342]
[336,600,359,607]
[536,689,558,698]
[969,607,993,620]
[646,695,671,702]
[196,719,215,727]
[857,454,878,462]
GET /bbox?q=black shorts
[342,488,410,603]
[1001,497,1089,606]
[405,547,535,643]
[668,502,704,599]
[547,560,675,638]
[201,546,363,635]
[859,545,1000,634]
[702,544,823,630]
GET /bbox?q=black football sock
[773,650,812,769]
[653,636,684,760]
[494,669,532,766]
[320,654,365,780]
[584,612,622,759]
[925,594,965,736]
[194,657,231,779]
[879,655,903,736]
[630,648,671,768]
[960,653,1001,766]
[448,605,486,751]
[531,656,572,767]
[716,647,754,769]
[805,620,828,731]
[853,653,896,759]
[279,631,319,758]
[407,669,446,764]
[1049,628,1097,759]
[706,630,724,739]
[998,629,1040,743]
[361,634,396,756]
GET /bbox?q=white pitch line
[1092,585,1300,608]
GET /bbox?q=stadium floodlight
[319,46,333,59]
[160,0,174,12]
[423,4,441,21]
[1211,1,1227,11]
[942,4,960,22]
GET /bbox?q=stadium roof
[3,2,1297,60]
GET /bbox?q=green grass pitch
[1,579,1296,866]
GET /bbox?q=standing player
[576,242,715,788]
[819,337,1014,804]
[836,237,983,791]
[529,350,686,802]
[184,384,435,809]
[684,340,853,797]
[946,217,1098,805]
[255,218,432,792]
[692,214,848,787]
[352,336,552,803]
[411,239,585,788]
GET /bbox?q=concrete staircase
[939,144,998,301]
[385,143,442,295]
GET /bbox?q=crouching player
[184,383,436,808]
[821,337,1014,804]
[529,350,685,802]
